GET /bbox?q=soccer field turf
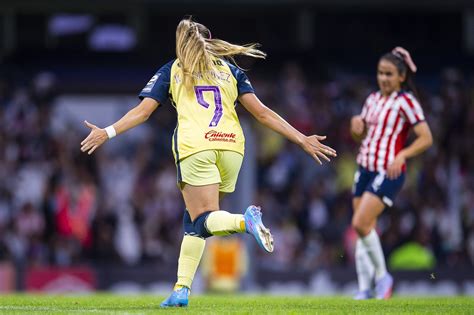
[0,294,472,314]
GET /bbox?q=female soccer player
[350,47,433,300]
[80,18,336,307]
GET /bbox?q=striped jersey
[139,59,254,162]
[356,90,425,172]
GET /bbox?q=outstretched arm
[80,97,159,154]
[238,93,337,164]
[387,121,433,179]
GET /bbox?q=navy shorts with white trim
[352,166,405,207]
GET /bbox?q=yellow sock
[176,235,206,289]
[174,284,186,291]
[205,211,246,236]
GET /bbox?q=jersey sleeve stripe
[401,94,425,123]
[399,98,419,125]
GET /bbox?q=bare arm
[80,97,159,154]
[110,97,159,135]
[350,115,367,142]
[238,93,336,164]
[387,121,433,179]
[399,121,433,159]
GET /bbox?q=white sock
[355,238,375,291]
[360,230,387,281]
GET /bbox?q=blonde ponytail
[175,18,266,88]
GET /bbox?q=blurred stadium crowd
[0,61,472,272]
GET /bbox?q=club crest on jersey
[204,130,236,143]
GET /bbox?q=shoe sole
[245,207,274,253]
[160,304,188,308]
[353,294,373,300]
[383,287,392,300]
[256,222,274,253]
[376,278,393,300]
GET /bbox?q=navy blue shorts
[352,166,405,207]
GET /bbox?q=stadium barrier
[25,266,97,293]
[11,264,474,295]
[94,264,474,296]
[0,262,15,293]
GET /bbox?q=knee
[192,211,213,239]
[183,210,211,239]
[183,210,196,235]
[352,215,371,237]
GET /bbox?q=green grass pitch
[0,294,472,314]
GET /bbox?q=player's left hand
[80,120,108,155]
[387,153,406,179]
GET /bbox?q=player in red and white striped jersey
[350,47,433,300]
[356,90,426,173]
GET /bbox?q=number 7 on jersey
[194,86,223,127]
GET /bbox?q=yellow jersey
[139,59,254,163]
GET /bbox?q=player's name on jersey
[173,70,231,84]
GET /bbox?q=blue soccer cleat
[353,289,374,300]
[375,273,393,300]
[244,205,274,253]
[160,286,189,308]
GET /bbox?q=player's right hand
[80,120,108,155]
[300,135,337,165]
[351,115,365,136]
